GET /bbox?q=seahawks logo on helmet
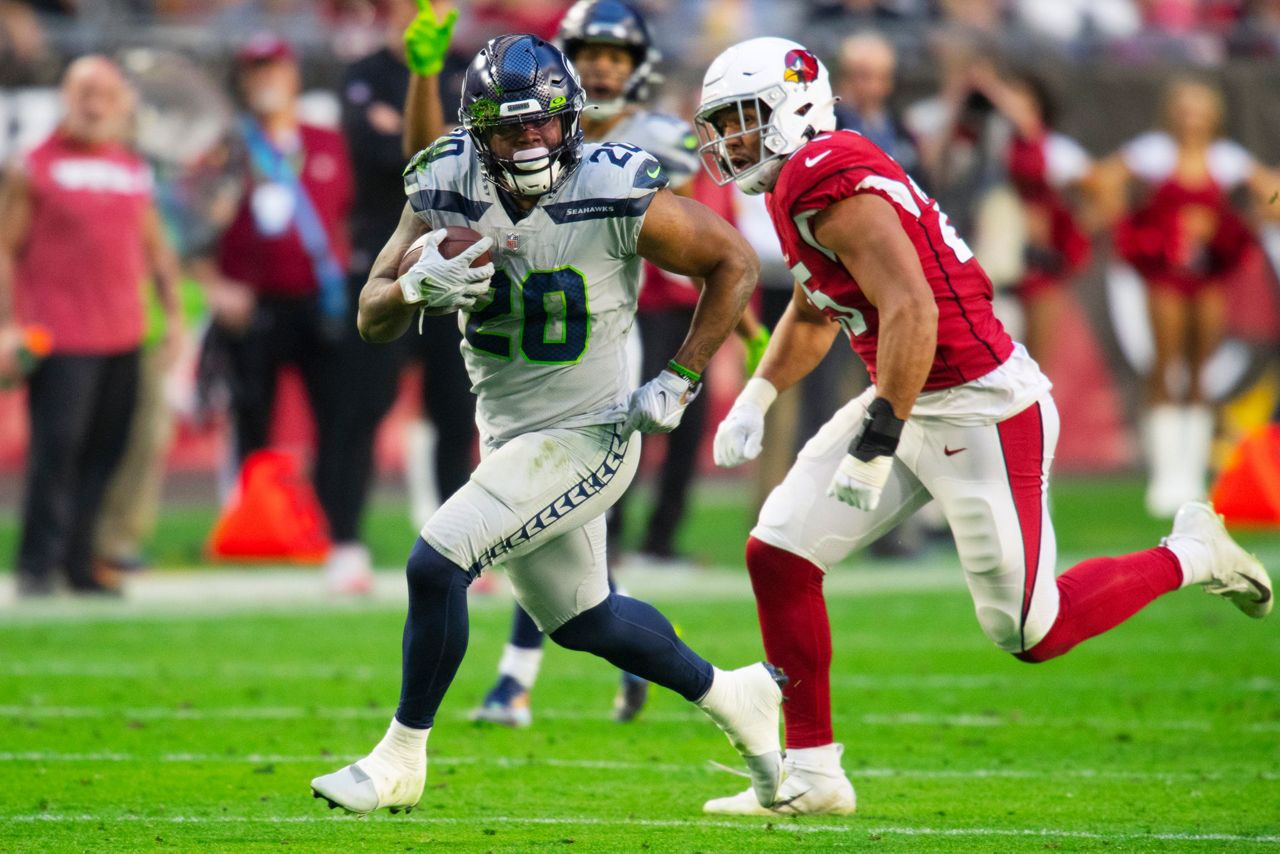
[460,34,588,197]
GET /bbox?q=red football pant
[745,536,833,749]
[1017,546,1182,662]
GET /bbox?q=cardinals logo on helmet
[783,49,819,84]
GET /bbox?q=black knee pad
[405,538,475,593]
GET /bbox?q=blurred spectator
[1014,0,1141,50]
[330,0,474,591]
[468,0,574,40]
[833,30,920,179]
[0,56,180,596]
[936,0,1006,34]
[1230,0,1280,57]
[903,33,1008,240]
[13,0,75,14]
[983,70,1092,363]
[191,34,355,574]
[0,0,52,85]
[802,0,925,60]
[1092,78,1280,516]
[93,282,193,581]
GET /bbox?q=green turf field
[1,478,1278,852]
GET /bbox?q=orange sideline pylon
[207,449,330,563]
[1210,425,1280,526]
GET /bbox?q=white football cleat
[696,663,785,807]
[705,744,857,816]
[468,690,533,728]
[1166,501,1272,619]
[311,751,424,815]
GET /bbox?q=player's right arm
[357,201,430,343]
[812,192,937,421]
[623,187,759,435]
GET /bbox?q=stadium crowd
[2,0,1279,599]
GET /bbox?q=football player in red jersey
[694,38,1274,816]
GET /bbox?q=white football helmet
[695,37,838,195]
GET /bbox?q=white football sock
[1182,405,1213,502]
[1164,534,1212,587]
[498,643,543,690]
[371,718,429,771]
[787,743,845,775]
[1144,404,1184,517]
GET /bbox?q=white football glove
[623,369,700,436]
[826,453,893,510]
[713,400,765,467]
[713,378,777,467]
[398,228,495,313]
[826,397,905,511]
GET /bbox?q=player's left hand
[404,0,457,77]
[826,453,893,510]
[826,396,905,510]
[623,370,700,436]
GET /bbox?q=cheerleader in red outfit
[988,73,1093,364]
[1096,79,1280,517]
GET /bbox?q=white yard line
[3,813,1277,844]
[2,703,1274,732]
[7,666,1226,693]
[0,751,1273,783]
[4,661,1275,693]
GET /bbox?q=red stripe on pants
[996,402,1045,649]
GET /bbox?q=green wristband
[666,359,702,384]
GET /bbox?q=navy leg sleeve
[550,593,713,701]
[395,538,474,728]
[508,603,544,649]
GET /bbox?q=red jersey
[14,131,152,354]
[1114,133,1255,293]
[217,124,353,298]
[766,130,1013,391]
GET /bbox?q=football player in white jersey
[310,34,786,816]
[469,0,771,729]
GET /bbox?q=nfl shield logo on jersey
[504,230,522,254]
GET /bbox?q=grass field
[1,477,1278,852]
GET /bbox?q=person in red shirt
[695,38,1273,815]
[194,34,356,587]
[0,55,181,596]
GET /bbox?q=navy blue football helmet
[459,34,587,197]
[556,0,657,113]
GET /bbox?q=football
[398,225,491,278]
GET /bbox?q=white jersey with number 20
[403,130,669,442]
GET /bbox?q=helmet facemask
[459,34,589,198]
[695,39,839,195]
[695,87,794,195]
[464,105,585,197]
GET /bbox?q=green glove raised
[744,325,771,376]
[404,0,457,77]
